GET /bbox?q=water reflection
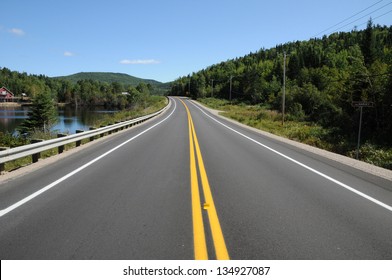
[0,105,117,135]
[0,106,29,134]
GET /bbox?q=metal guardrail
[0,101,170,169]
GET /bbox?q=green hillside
[0,67,170,108]
[170,22,392,168]
[55,72,162,87]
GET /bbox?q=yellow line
[179,98,230,260]
[189,114,230,260]
[187,103,208,260]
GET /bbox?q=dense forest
[0,69,161,109]
[55,72,163,88]
[170,21,392,148]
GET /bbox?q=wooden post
[0,147,9,174]
[89,127,96,142]
[31,139,44,163]
[108,124,113,134]
[115,121,121,132]
[57,133,67,154]
[75,130,84,147]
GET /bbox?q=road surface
[0,97,391,259]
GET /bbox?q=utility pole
[211,79,214,98]
[229,75,233,101]
[282,52,286,126]
[356,106,363,160]
[352,101,374,160]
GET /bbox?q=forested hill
[170,22,392,147]
[55,72,162,87]
[0,68,167,108]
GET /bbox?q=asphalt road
[0,97,392,259]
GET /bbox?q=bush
[288,102,305,121]
[347,143,392,169]
[0,132,28,148]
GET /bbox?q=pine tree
[19,92,57,134]
[361,18,376,66]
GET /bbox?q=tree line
[170,21,392,147]
[0,67,155,109]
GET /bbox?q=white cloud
[120,59,160,65]
[64,51,75,57]
[9,28,25,36]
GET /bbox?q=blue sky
[1,0,391,83]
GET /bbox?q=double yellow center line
[179,98,229,260]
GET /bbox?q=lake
[0,105,117,135]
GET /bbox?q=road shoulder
[192,100,392,191]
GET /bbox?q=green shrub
[0,132,28,148]
[348,143,392,169]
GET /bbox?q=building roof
[0,86,14,96]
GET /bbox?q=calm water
[0,105,117,135]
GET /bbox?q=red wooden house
[0,87,14,102]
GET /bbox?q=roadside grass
[199,97,333,150]
[198,98,392,170]
[1,96,168,172]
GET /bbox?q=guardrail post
[89,127,96,142]
[108,124,113,134]
[75,130,84,146]
[31,139,44,163]
[57,133,67,154]
[0,106,167,173]
[100,126,106,138]
[0,147,9,174]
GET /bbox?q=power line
[344,8,392,31]
[314,0,384,37]
[367,7,392,21]
[327,1,392,35]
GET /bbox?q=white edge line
[0,98,177,218]
[189,100,392,213]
